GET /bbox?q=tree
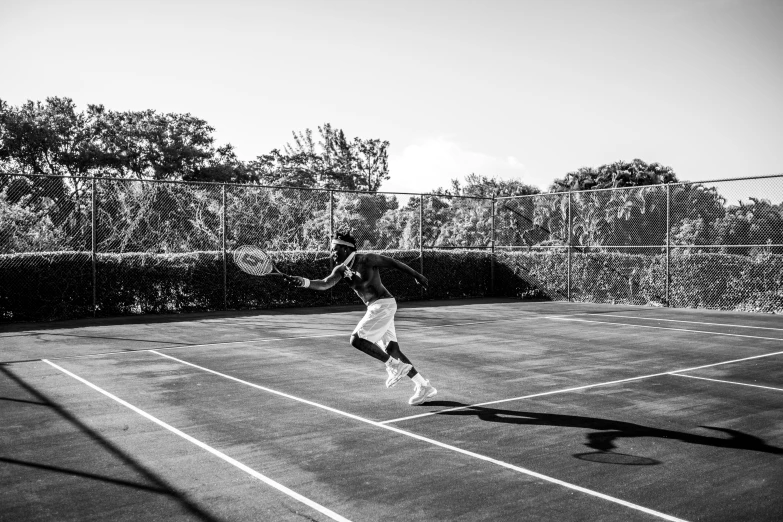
[713,198,783,250]
[332,192,399,249]
[550,158,678,192]
[248,124,390,191]
[449,173,540,199]
[96,108,241,182]
[352,136,389,192]
[674,197,783,254]
[0,97,104,178]
[0,97,254,253]
[0,97,245,183]
[374,174,540,249]
[427,174,541,248]
[0,98,109,246]
[533,160,681,248]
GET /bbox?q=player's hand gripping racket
[233,245,290,277]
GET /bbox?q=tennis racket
[233,245,290,277]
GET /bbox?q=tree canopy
[3,96,780,259]
[247,123,389,191]
[0,98,391,193]
[550,159,678,192]
[0,97,246,182]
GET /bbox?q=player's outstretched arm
[370,253,428,288]
[286,266,343,291]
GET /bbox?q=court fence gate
[1,172,781,321]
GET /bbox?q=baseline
[146,350,686,522]
[41,359,353,522]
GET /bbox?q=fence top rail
[495,172,783,200]
[497,243,783,249]
[0,170,493,201]
[4,170,780,201]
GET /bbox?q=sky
[1,0,782,194]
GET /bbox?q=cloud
[384,137,527,194]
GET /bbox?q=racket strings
[234,246,275,276]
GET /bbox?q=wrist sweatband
[301,278,311,288]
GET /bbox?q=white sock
[412,374,427,386]
[385,357,396,367]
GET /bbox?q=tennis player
[289,232,437,405]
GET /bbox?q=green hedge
[1,250,780,322]
[0,252,94,322]
[0,249,494,322]
[494,250,783,313]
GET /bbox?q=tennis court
[1,298,781,521]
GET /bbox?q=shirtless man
[289,231,437,405]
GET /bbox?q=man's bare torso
[336,254,393,306]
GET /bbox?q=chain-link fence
[496,174,783,312]
[0,174,496,321]
[2,172,781,321]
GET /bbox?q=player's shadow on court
[427,401,783,458]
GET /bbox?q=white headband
[331,239,356,248]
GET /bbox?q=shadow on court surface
[0,366,222,522]
[0,297,557,333]
[425,401,783,459]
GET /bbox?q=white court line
[55,333,347,360]
[148,350,686,522]
[670,373,783,392]
[50,318,532,361]
[42,359,352,522]
[577,313,783,332]
[381,350,783,425]
[544,316,783,342]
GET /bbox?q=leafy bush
[495,250,782,313]
[0,249,493,322]
[0,252,93,321]
[669,252,783,313]
[2,249,780,322]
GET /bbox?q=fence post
[91,177,97,317]
[419,194,424,299]
[222,184,227,311]
[567,191,572,302]
[491,196,496,296]
[329,190,334,304]
[329,190,334,238]
[665,183,671,307]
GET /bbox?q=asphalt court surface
[2,298,782,521]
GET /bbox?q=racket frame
[233,245,288,277]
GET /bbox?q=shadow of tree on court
[426,401,783,456]
[0,366,222,522]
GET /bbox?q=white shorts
[352,298,398,350]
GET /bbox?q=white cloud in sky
[385,137,529,194]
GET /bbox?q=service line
[577,313,783,332]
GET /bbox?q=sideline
[42,359,353,522]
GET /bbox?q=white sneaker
[385,366,397,388]
[385,358,413,388]
[409,382,437,405]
